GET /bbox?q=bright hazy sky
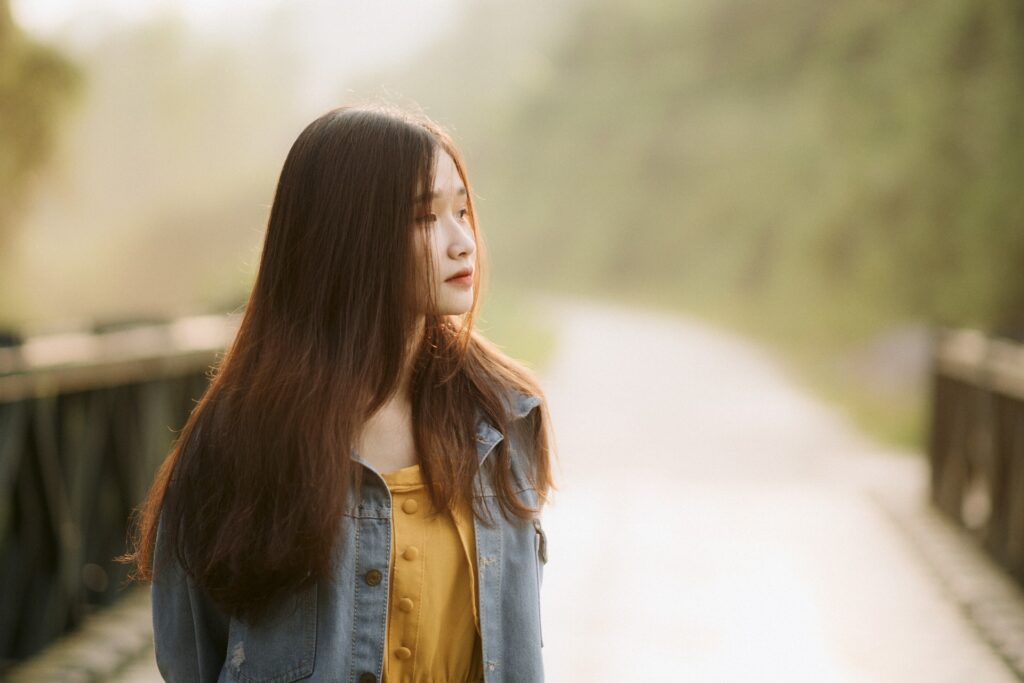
[12,0,281,37]
[11,0,461,110]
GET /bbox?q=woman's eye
[415,209,467,224]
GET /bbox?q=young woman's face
[414,149,477,316]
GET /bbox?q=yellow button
[402,499,418,514]
[395,646,412,660]
[403,546,419,561]
[398,597,414,612]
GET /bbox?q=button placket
[385,480,426,679]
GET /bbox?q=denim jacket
[151,390,548,683]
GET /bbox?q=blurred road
[62,296,1017,682]
[535,295,1014,682]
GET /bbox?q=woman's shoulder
[494,385,545,455]
[473,382,544,448]
[503,386,543,421]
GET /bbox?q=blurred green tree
[0,0,82,251]
[360,0,1024,339]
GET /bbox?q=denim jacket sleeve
[151,512,229,682]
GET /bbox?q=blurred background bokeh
[3,0,1024,680]
[7,0,1024,446]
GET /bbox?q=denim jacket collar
[474,388,542,466]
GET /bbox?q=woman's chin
[435,295,474,315]
[437,303,473,316]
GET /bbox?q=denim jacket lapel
[472,388,543,680]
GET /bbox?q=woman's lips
[446,274,473,286]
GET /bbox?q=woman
[119,104,557,683]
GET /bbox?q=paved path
[12,295,1018,682]
[534,295,1015,682]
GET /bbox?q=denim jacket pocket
[224,581,318,683]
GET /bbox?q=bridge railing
[0,313,240,673]
[928,327,1024,581]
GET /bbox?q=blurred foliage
[357,0,1024,343]
[0,8,309,328]
[0,0,82,252]
[478,283,558,374]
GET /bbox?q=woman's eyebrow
[416,186,467,202]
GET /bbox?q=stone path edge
[869,484,1024,682]
[3,584,154,683]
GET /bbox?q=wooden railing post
[928,327,1024,585]
[0,314,240,671]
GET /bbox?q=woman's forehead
[416,150,465,202]
[431,150,462,191]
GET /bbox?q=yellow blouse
[380,463,484,683]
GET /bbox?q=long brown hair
[118,103,556,623]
